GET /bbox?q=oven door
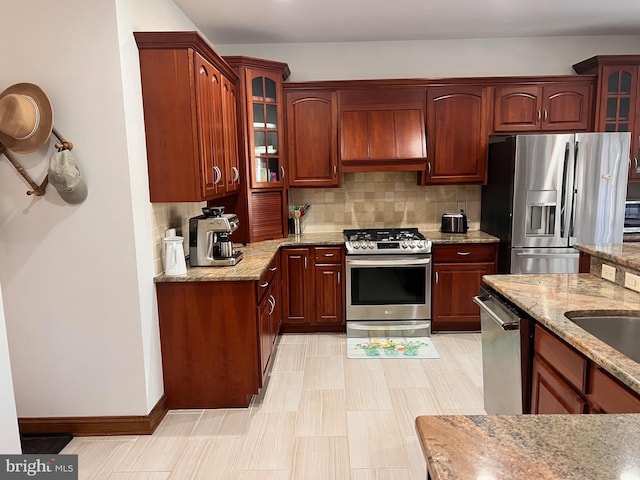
[345,254,431,321]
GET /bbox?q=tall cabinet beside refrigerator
[481,133,630,274]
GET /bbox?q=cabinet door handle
[268,295,276,315]
[269,266,277,272]
[537,110,541,121]
[213,166,222,185]
[427,161,431,175]
[333,164,337,176]
[435,272,439,284]
[232,166,240,183]
[304,257,308,269]
[280,166,286,180]
[260,281,269,288]
[543,110,548,122]
[635,158,638,171]
[338,271,341,284]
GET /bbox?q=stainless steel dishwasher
[474,286,531,414]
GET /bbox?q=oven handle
[346,258,431,267]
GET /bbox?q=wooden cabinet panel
[156,281,260,408]
[531,357,587,414]
[493,83,593,133]
[281,246,344,331]
[424,86,489,185]
[432,243,497,331]
[432,262,494,331]
[587,366,640,413]
[339,88,426,171]
[314,264,343,324]
[221,75,241,193]
[135,32,239,202]
[285,90,339,187]
[248,191,286,242]
[534,325,587,393]
[281,248,310,325]
[542,84,592,131]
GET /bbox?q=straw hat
[0,83,53,153]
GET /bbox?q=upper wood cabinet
[573,56,640,181]
[422,85,490,185]
[284,89,339,188]
[493,82,593,133]
[338,88,427,172]
[134,32,240,202]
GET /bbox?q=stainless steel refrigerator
[481,133,631,274]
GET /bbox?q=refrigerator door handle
[569,142,579,238]
[560,142,570,238]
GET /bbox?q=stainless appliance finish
[344,228,432,338]
[481,133,631,274]
[474,287,525,415]
[624,200,640,233]
[189,208,243,267]
[441,210,468,233]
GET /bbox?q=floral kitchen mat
[346,337,439,359]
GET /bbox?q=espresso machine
[189,207,243,266]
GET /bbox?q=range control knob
[367,242,374,249]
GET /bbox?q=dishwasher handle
[473,295,520,331]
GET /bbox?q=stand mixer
[188,206,243,267]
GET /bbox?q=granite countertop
[155,230,498,283]
[482,273,640,394]
[575,242,640,271]
[415,414,640,480]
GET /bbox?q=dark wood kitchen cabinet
[218,57,291,243]
[285,88,339,187]
[421,85,489,185]
[573,56,640,181]
[531,323,640,414]
[155,258,281,408]
[431,243,497,331]
[134,31,240,202]
[338,88,427,172]
[493,81,593,133]
[281,246,344,332]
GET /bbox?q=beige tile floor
[62,333,485,479]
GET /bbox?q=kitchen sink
[564,310,640,363]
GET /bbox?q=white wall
[0,0,198,419]
[218,35,640,81]
[0,285,20,453]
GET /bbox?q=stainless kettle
[441,209,468,233]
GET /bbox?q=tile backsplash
[150,172,482,274]
[288,172,481,233]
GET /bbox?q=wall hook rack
[0,126,74,196]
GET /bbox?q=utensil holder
[293,217,301,235]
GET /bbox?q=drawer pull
[457,251,471,256]
[269,266,277,272]
[260,281,269,288]
[323,253,335,257]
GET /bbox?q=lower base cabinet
[281,246,345,332]
[531,324,640,414]
[432,243,498,331]
[156,258,281,408]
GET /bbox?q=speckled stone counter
[154,230,498,283]
[416,414,640,480]
[482,273,640,394]
[423,230,499,244]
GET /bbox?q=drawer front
[432,243,497,263]
[314,246,343,264]
[588,366,640,413]
[534,324,587,393]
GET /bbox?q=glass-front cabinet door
[598,65,640,180]
[247,70,285,188]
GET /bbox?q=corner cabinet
[134,32,240,202]
[281,246,345,332]
[573,56,640,181]
[220,57,291,243]
[493,81,594,133]
[284,88,339,187]
[431,243,497,331]
[338,88,427,172]
[421,85,489,185]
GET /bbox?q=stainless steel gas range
[344,228,432,338]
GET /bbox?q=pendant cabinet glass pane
[252,77,264,99]
[607,72,619,94]
[265,78,277,101]
[253,103,265,126]
[606,98,618,120]
[621,72,632,95]
[266,104,278,128]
